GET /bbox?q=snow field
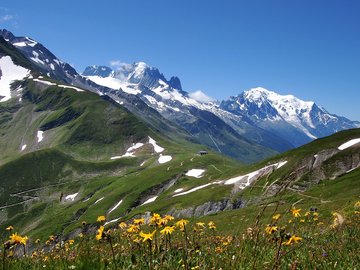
[0,56,30,102]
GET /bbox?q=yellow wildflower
[149,213,161,225]
[68,239,75,245]
[139,230,156,242]
[160,226,175,235]
[127,224,140,233]
[133,237,141,243]
[176,219,189,231]
[208,221,216,230]
[96,226,104,240]
[35,239,41,244]
[272,213,281,221]
[82,221,87,226]
[282,235,302,245]
[265,225,278,235]
[10,233,28,246]
[291,207,301,218]
[355,201,360,208]
[300,219,305,223]
[5,226,14,231]
[304,211,310,217]
[313,212,319,217]
[159,214,175,226]
[97,215,106,223]
[119,222,127,229]
[196,222,206,228]
[163,215,174,222]
[133,218,145,225]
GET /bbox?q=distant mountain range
[1,28,359,162]
[82,64,359,151]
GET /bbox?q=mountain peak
[244,86,273,96]
[242,87,314,109]
[0,29,15,41]
[168,76,182,91]
[82,65,113,77]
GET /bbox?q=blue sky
[1,0,359,120]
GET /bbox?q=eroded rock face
[312,149,339,169]
[131,173,183,208]
[168,198,243,218]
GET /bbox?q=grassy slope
[0,74,245,239]
[3,126,360,240]
[197,129,360,233]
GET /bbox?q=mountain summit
[220,87,360,146]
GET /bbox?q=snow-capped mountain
[84,65,360,150]
[220,87,360,147]
[0,29,79,83]
[83,64,276,162]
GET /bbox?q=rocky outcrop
[286,147,360,189]
[167,198,243,218]
[131,173,183,208]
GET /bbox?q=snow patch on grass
[58,85,85,92]
[108,199,123,214]
[33,78,56,86]
[338,138,360,151]
[140,160,147,166]
[37,131,44,142]
[110,156,122,160]
[141,196,158,205]
[148,136,164,153]
[158,154,172,164]
[64,193,78,201]
[173,181,222,197]
[104,217,122,227]
[94,197,104,204]
[185,169,205,178]
[110,142,144,159]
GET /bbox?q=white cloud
[189,90,215,103]
[0,14,13,22]
[109,60,129,69]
